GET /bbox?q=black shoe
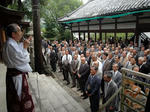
[77,88,81,91]
[71,85,76,88]
[81,94,84,97]
[66,82,70,85]
[82,96,88,99]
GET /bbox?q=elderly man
[120,51,128,67]
[101,52,110,96]
[93,61,103,80]
[62,50,72,85]
[85,50,91,66]
[78,57,90,99]
[111,63,122,88]
[3,24,34,112]
[85,66,101,112]
[103,71,118,112]
[70,54,79,88]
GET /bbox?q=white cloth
[3,38,32,72]
[12,75,22,100]
[3,38,32,100]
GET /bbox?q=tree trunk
[17,0,23,10]
[32,0,44,73]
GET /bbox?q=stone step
[0,64,7,112]
[28,72,86,112]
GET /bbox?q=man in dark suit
[70,54,79,88]
[50,48,58,72]
[78,57,90,99]
[86,50,91,66]
[85,66,101,112]
[145,92,150,112]
[57,48,63,72]
[104,71,118,112]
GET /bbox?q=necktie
[66,55,68,60]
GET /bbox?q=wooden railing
[99,68,150,112]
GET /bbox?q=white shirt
[62,54,72,64]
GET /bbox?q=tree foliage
[41,0,82,40]
[7,0,82,40]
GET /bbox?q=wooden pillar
[32,0,44,73]
[95,32,97,42]
[105,33,107,43]
[125,33,128,43]
[84,32,85,41]
[135,16,140,47]
[87,21,90,41]
[71,23,73,41]
[99,19,102,41]
[114,18,117,45]
[78,22,81,40]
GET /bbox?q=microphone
[22,37,26,41]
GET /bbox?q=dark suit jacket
[79,50,86,56]
[79,63,90,79]
[86,56,91,66]
[105,80,118,110]
[145,92,150,112]
[85,74,101,96]
[108,58,115,70]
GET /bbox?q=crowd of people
[42,39,150,112]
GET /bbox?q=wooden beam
[72,20,136,27]
[87,21,90,41]
[70,23,73,41]
[72,29,135,33]
[95,32,97,42]
[125,33,128,43]
[135,16,140,46]
[99,19,102,41]
[138,23,150,32]
[84,32,85,41]
[114,18,117,45]
[105,33,107,44]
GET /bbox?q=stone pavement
[28,72,87,112]
[0,63,88,112]
[0,63,7,112]
[53,71,91,112]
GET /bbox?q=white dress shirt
[62,54,72,64]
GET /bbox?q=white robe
[3,38,32,100]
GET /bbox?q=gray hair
[6,23,18,37]
[138,57,144,61]
[91,66,98,71]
